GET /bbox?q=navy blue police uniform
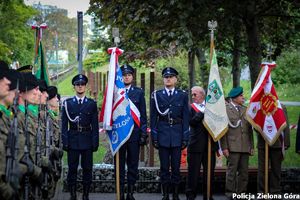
[150,67,189,199]
[118,64,147,199]
[61,74,99,198]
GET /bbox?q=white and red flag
[99,47,136,155]
[246,62,287,145]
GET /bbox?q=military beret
[162,67,178,77]
[19,73,38,92]
[47,86,58,100]
[120,64,134,75]
[38,79,48,92]
[72,74,88,85]
[0,60,9,79]
[228,86,243,98]
[6,69,22,91]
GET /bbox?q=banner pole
[265,142,269,194]
[207,20,217,200]
[116,151,120,200]
[207,136,211,200]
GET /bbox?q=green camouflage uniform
[0,105,16,200]
[18,104,42,200]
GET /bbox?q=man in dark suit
[62,74,99,200]
[118,64,147,200]
[186,86,217,200]
[150,67,189,200]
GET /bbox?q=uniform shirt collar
[125,85,131,93]
[75,95,86,103]
[165,87,175,95]
[230,101,240,111]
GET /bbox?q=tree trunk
[243,2,262,90]
[232,19,242,88]
[195,48,208,90]
[188,48,195,90]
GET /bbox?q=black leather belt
[159,116,182,125]
[69,125,92,132]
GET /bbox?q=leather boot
[82,185,90,200]
[126,184,135,200]
[162,184,169,200]
[172,184,180,200]
[69,185,77,200]
[120,185,125,200]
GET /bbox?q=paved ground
[55,191,228,200]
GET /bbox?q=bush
[272,48,300,84]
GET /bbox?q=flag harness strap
[153,90,169,116]
[63,101,79,123]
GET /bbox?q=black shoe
[82,185,90,200]
[126,185,135,200]
[120,185,125,200]
[162,184,169,200]
[69,185,77,200]
[172,184,180,200]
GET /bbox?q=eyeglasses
[191,93,197,97]
[75,83,86,86]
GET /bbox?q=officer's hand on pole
[181,140,188,150]
[223,149,230,158]
[152,140,159,149]
[139,134,148,146]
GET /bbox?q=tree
[88,0,300,89]
[0,0,37,64]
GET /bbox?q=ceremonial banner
[203,48,228,141]
[99,47,134,155]
[246,62,286,145]
[32,24,50,85]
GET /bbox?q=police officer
[220,86,254,199]
[150,67,189,200]
[119,64,147,200]
[62,74,99,200]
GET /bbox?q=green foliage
[155,50,190,90]
[41,11,78,63]
[83,51,110,71]
[0,1,37,64]
[272,48,300,84]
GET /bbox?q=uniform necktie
[126,89,129,94]
[236,105,241,113]
[79,99,82,105]
[169,90,172,97]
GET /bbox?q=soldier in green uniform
[220,86,254,199]
[0,61,11,99]
[17,69,44,199]
[0,65,22,200]
[47,85,63,198]
[257,103,290,194]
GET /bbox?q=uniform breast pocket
[159,104,168,111]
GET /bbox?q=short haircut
[191,86,206,96]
